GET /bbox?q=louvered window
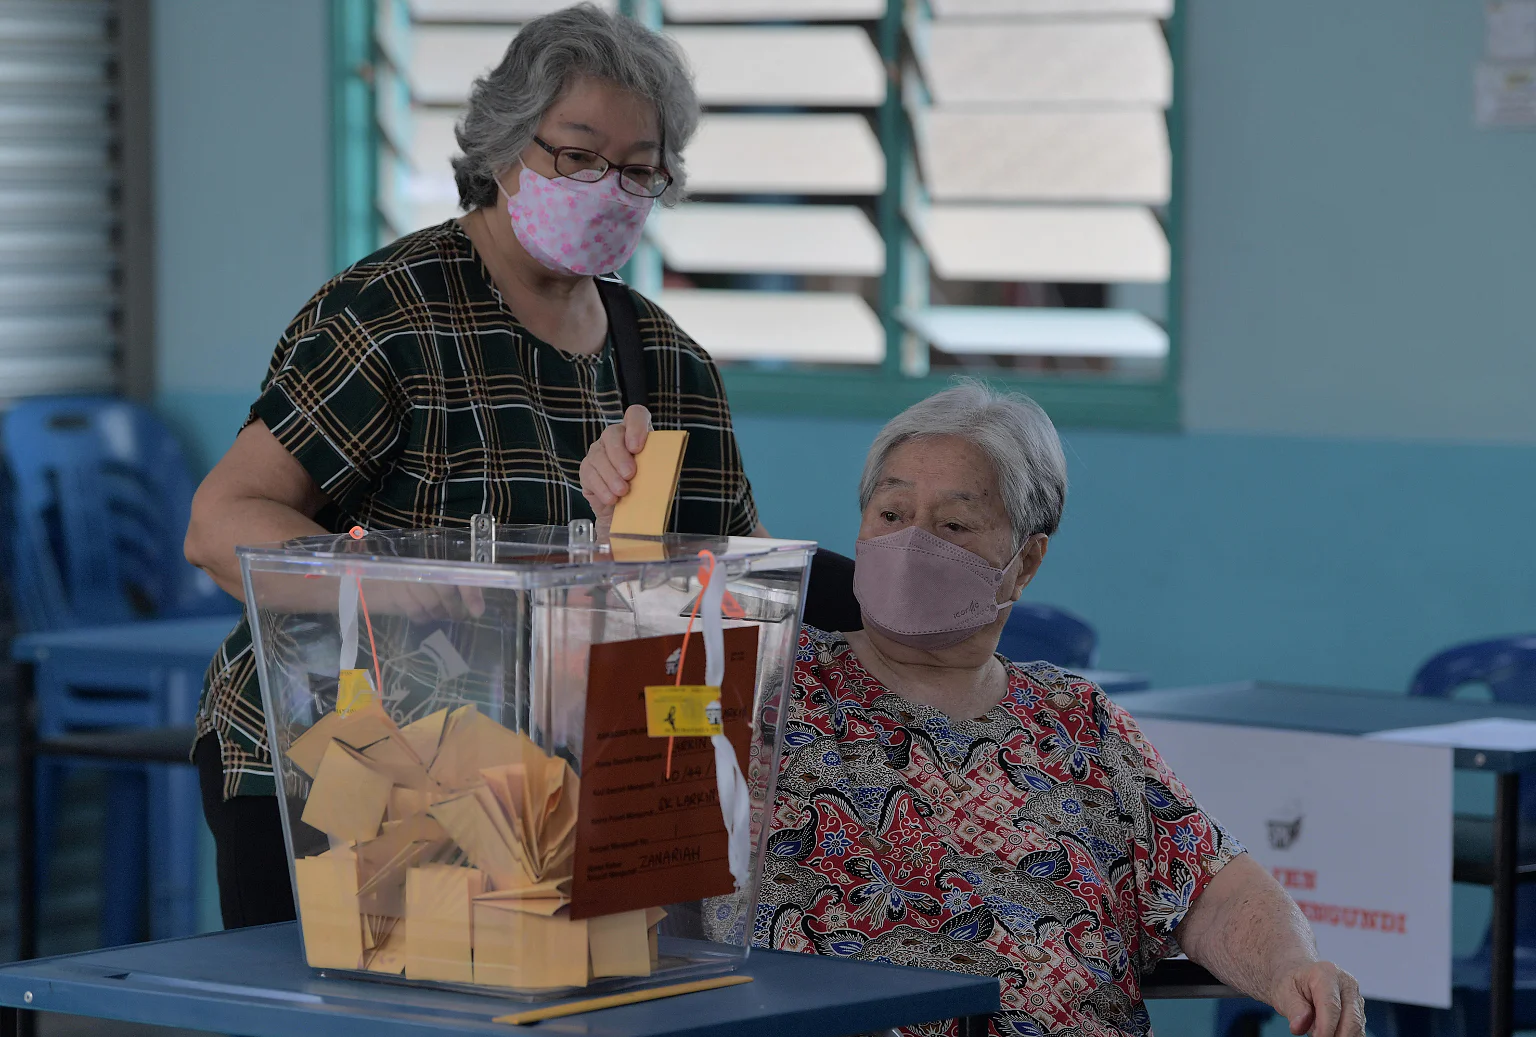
[341,0,1181,426]
[902,0,1174,377]
[0,0,126,399]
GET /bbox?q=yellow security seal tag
[644,685,723,737]
[336,668,376,715]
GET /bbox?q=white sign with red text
[1131,718,1452,1008]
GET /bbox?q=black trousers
[194,735,296,929]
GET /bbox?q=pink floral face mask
[504,162,653,277]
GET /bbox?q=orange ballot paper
[610,429,688,536]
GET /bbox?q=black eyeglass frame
[531,136,673,198]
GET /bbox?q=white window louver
[900,0,1175,368]
[376,0,888,367]
[0,0,121,399]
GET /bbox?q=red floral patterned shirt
[757,628,1242,1037]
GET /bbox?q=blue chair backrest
[997,602,1098,670]
[2,395,234,630]
[1408,635,1536,706]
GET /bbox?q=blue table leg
[14,662,37,1037]
[101,767,148,946]
[148,763,201,938]
[1491,772,1517,1037]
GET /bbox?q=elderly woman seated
[583,383,1363,1037]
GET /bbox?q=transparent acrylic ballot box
[238,522,814,1001]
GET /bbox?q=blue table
[0,924,999,1037]
[11,617,234,955]
[1115,681,1536,1037]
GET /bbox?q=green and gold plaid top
[197,220,759,798]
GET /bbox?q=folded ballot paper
[289,700,665,989]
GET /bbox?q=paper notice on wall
[1129,718,1452,1008]
[1488,2,1536,60]
[571,626,758,920]
[1476,62,1536,126]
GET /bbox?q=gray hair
[858,381,1068,545]
[451,3,698,210]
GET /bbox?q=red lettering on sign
[1271,867,1317,891]
[1294,899,1407,935]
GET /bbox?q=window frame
[328,0,1183,430]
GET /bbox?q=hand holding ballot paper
[580,405,693,539]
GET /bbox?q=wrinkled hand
[579,404,651,537]
[1271,961,1364,1037]
[359,579,485,623]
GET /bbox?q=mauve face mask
[853,526,1014,651]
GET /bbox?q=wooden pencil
[492,974,754,1025]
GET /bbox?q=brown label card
[571,626,759,920]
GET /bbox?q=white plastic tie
[700,557,751,892]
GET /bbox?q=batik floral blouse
[756,628,1243,1037]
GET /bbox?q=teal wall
[148,0,1533,1026]
[152,0,331,459]
[737,417,1536,692]
[1179,3,1536,444]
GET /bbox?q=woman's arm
[184,418,330,598]
[1176,852,1364,1037]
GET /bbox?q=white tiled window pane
[685,114,885,195]
[647,203,883,276]
[931,0,1172,17]
[407,24,516,106]
[662,0,884,22]
[405,107,461,223]
[921,20,1171,107]
[916,109,1170,203]
[902,306,1168,358]
[916,205,1169,282]
[658,290,884,364]
[669,26,885,107]
[407,0,611,18]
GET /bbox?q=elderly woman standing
[183,4,766,927]
[583,383,1364,1037]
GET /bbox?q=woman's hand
[579,404,651,535]
[1270,960,1365,1037]
[1177,853,1365,1037]
[357,579,486,623]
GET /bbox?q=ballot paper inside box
[237,522,813,1001]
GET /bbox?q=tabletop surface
[1115,681,1536,772]
[0,924,1000,1037]
[11,615,238,662]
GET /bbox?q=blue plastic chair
[997,602,1097,669]
[1216,635,1536,1037]
[3,396,239,946]
[5,396,230,631]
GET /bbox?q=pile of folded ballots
[290,701,665,989]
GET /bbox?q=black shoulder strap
[804,548,863,633]
[595,277,652,412]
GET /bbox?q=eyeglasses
[532,136,673,198]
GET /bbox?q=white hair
[858,381,1068,545]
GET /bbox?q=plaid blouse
[197,220,759,798]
